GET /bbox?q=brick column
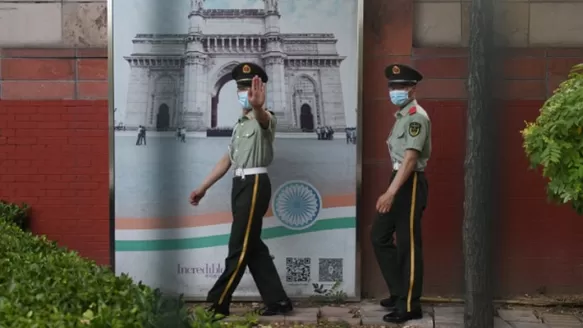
[360,0,414,298]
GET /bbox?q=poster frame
[107,0,364,301]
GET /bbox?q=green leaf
[521,62,583,215]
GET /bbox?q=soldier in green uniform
[371,64,431,324]
[189,62,293,319]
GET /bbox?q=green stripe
[115,217,355,252]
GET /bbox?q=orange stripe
[115,193,355,230]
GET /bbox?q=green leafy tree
[521,63,583,214]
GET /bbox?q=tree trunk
[464,0,495,325]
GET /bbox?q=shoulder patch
[408,121,422,137]
[408,106,417,115]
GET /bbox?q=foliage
[0,200,30,230]
[521,63,583,214]
[0,204,258,328]
[309,281,348,304]
[190,306,259,328]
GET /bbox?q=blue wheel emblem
[273,180,322,230]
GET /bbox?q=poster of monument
[112,0,360,299]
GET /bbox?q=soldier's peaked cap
[384,64,423,85]
[231,62,268,86]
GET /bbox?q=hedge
[0,201,264,327]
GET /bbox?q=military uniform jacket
[229,111,277,169]
[387,100,432,171]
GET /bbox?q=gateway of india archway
[122,0,347,132]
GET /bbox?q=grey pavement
[222,303,583,327]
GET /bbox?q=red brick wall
[0,48,110,266]
[360,0,583,298]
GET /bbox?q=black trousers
[371,171,428,313]
[207,173,288,310]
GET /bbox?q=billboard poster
[113,0,360,299]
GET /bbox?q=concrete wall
[0,0,582,297]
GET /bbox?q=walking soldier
[189,62,293,319]
[371,64,431,323]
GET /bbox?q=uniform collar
[238,111,254,123]
[395,99,417,118]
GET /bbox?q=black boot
[258,299,294,316]
[383,308,423,323]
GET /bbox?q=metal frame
[354,0,364,302]
[106,0,364,300]
[107,0,116,273]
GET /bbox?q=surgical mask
[389,90,410,107]
[237,91,251,110]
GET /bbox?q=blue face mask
[389,90,410,107]
[238,91,251,110]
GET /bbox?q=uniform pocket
[235,129,256,152]
[243,129,256,138]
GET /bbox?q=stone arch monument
[123,0,347,131]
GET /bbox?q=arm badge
[408,122,421,137]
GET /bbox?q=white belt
[393,162,401,170]
[234,167,267,177]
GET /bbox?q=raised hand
[247,75,265,109]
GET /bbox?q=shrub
[521,63,583,214]
[0,200,30,230]
[0,219,194,327]
[0,202,258,327]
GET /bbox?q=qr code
[286,257,311,283]
[318,258,343,282]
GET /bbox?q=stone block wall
[414,0,583,47]
[0,0,107,48]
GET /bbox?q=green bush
[0,219,196,327]
[521,63,583,214]
[0,200,30,230]
[0,201,258,327]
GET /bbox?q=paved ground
[220,302,583,327]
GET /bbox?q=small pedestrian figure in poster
[180,127,186,143]
[345,128,356,144]
[136,125,146,146]
[326,126,334,140]
[189,62,293,320]
[345,129,351,144]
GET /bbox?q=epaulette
[408,106,417,115]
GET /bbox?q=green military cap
[231,62,269,87]
[384,64,423,87]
